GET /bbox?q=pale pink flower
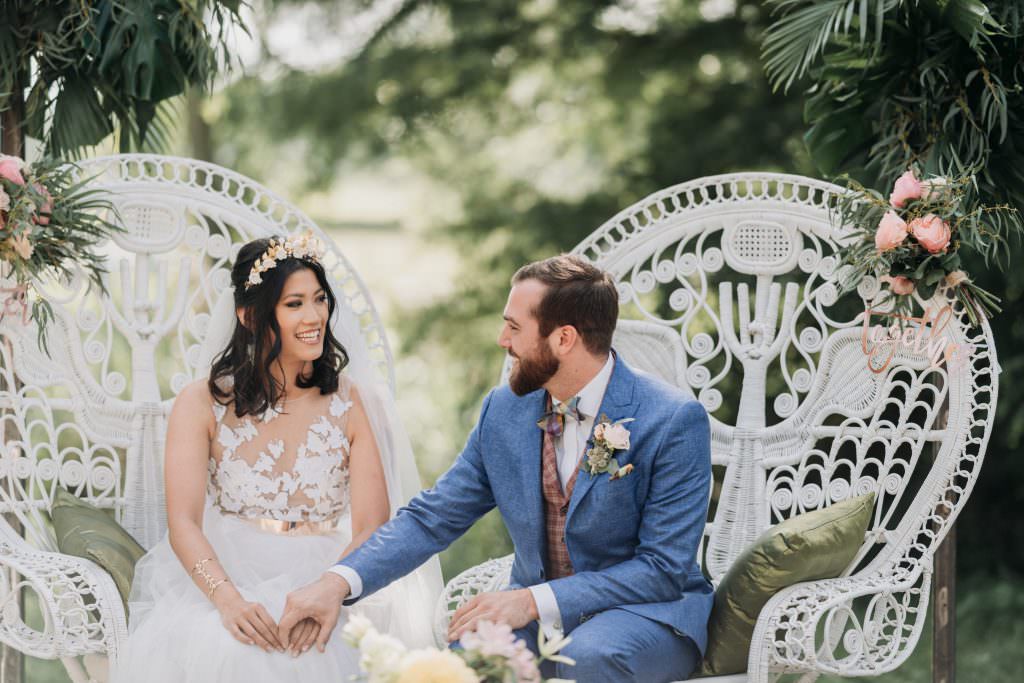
[604,423,631,450]
[0,155,25,186]
[880,275,915,295]
[32,183,53,226]
[510,644,542,683]
[920,177,948,201]
[874,211,908,252]
[592,423,606,441]
[8,233,33,260]
[909,214,951,253]
[460,620,518,659]
[889,169,922,208]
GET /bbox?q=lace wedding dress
[112,376,396,681]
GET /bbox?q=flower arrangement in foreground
[342,615,575,683]
[0,155,120,351]
[833,168,1021,327]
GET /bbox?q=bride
[112,232,442,681]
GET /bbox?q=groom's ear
[552,324,580,356]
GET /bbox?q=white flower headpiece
[245,230,326,290]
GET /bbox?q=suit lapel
[566,354,637,522]
[516,390,547,544]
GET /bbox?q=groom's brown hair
[512,254,618,355]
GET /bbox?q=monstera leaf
[0,0,242,158]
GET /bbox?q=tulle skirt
[111,506,395,682]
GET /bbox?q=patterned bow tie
[537,396,584,438]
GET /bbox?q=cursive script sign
[861,305,973,374]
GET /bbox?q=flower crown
[245,231,325,290]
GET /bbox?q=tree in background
[0,0,243,157]
[763,0,1024,578]
[211,0,813,575]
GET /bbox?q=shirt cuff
[328,564,363,600]
[528,584,563,637]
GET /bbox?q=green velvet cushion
[51,487,146,610]
[697,492,875,677]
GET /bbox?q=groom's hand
[447,589,539,642]
[278,573,350,653]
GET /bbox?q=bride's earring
[246,342,255,365]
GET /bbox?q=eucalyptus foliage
[0,0,243,157]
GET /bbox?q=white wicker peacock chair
[433,173,999,683]
[0,155,394,683]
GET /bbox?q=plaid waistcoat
[541,424,583,580]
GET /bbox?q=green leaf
[805,107,873,175]
[924,268,946,285]
[49,75,115,158]
[762,0,899,92]
[919,0,1001,44]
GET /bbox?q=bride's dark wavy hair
[208,237,349,417]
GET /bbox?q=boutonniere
[585,414,636,478]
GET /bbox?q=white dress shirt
[331,353,617,639]
[529,353,615,636]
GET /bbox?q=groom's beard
[508,342,559,396]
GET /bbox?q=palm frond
[762,0,899,92]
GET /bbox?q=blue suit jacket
[339,354,715,653]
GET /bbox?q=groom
[279,255,713,681]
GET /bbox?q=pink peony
[31,183,53,226]
[889,170,922,208]
[909,214,951,253]
[881,275,915,295]
[0,155,26,186]
[874,211,908,252]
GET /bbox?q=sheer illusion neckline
[206,376,354,522]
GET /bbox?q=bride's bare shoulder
[171,378,220,431]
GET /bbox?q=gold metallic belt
[236,516,339,536]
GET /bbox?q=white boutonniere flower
[585,414,636,478]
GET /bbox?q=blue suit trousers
[513,609,701,683]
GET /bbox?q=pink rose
[0,155,26,186]
[875,211,908,252]
[920,177,948,201]
[909,214,951,253]
[881,275,915,295]
[32,183,53,226]
[889,170,922,208]
[603,423,631,450]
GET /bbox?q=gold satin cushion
[51,487,147,611]
[697,492,875,676]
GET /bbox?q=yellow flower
[394,649,477,683]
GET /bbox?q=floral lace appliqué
[207,389,353,522]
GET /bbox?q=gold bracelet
[190,558,214,578]
[190,557,229,599]
[208,578,231,599]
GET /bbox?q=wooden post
[932,402,955,683]
[0,72,25,683]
